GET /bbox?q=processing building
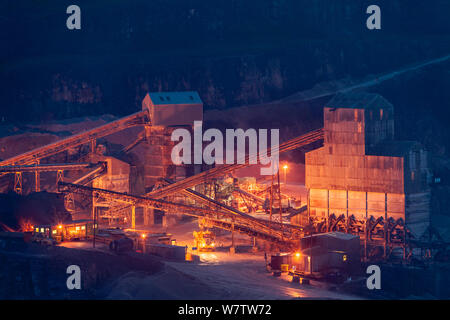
[305,93,432,244]
[142,91,203,190]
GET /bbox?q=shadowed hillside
[0,0,449,121]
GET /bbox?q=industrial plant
[1,87,448,300]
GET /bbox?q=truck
[193,230,216,252]
[288,232,362,283]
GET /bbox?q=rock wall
[0,0,449,121]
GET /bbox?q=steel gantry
[14,172,22,194]
[0,109,148,193]
[145,128,323,200]
[108,128,323,216]
[1,106,318,247]
[0,110,149,169]
[58,181,304,246]
[2,162,106,193]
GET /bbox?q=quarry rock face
[1,1,449,122]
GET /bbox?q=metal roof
[326,92,394,110]
[147,91,202,106]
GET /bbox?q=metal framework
[103,128,323,227]
[0,97,440,261]
[14,172,22,194]
[0,108,143,193]
[0,162,101,173]
[4,162,107,194]
[0,110,149,168]
[58,182,304,246]
[308,214,407,261]
[144,128,323,200]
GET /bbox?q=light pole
[141,233,147,254]
[283,164,288,185]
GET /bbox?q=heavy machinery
[193,230,216,252]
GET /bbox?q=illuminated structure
[0,89,320,248]
[305,93,431,257]
[141,92,203,226]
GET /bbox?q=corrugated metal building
[305,93,431,239]
[141,91,203,191]
[140,92,203,226]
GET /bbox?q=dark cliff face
[0,0,449,122]
[0,192,71,231]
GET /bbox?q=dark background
[1,0,449,119]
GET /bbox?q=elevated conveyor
[102,128,323,236]
[0,110,149,168]
[0,162,102,173]
[58,182,303,245]
[145,128,323,199]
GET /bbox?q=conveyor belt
[0,162,102,173]
[58,182,303,244]
[145,128,323,199]
[0,110,149,167]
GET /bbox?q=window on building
[380,109,383,120]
